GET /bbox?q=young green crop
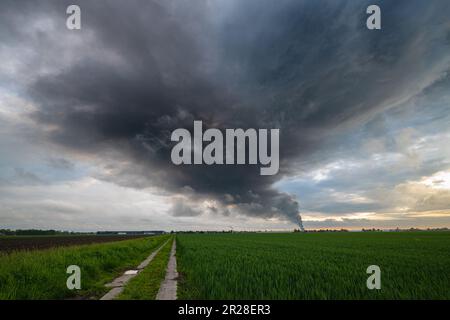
[0,235,169,300]
[177,232,450,299]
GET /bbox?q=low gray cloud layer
[0,0,449,229]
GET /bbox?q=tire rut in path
[156,239,178,300]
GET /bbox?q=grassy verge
[0,235,169,300]
[177,232,450,299]
[117,237,174,300]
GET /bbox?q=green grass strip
[0,235,170,300]
[117,237,174,300]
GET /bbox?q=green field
[1,232,449,300]
[177,232,450,299]
[0,235,169,299]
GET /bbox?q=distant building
[96,231,166,235]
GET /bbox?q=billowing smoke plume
[2,0,449,224]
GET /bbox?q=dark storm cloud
[2,0,449,223]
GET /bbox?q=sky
[0,0,449,231]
